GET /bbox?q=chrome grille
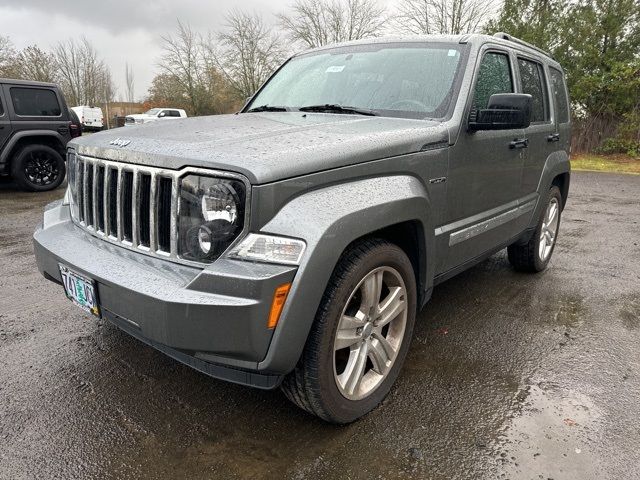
[70,154,178,258]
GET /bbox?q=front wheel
[281,239,417,423]
[508,186,562,272]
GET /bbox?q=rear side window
[10,87,61,117]
[473,52,513,110]
[549,67,569,124]
[517,59,549,123]
[0,96,4,116]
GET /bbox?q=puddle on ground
[492,381,603,479]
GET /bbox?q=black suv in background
[0,79,73,191]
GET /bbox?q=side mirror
[158,112,166,118]
[468,93,532,131]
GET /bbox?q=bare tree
[0,35,18,77]
[158,21,204,114]
[209,10,287,98]
[14,45,58,83]
[125,62,135,103]
[278,0,387,48]
[54,37,115,106]
[394,0,495,35]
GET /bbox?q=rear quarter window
[0,97,4,116]
[549,67,570,124]
[10,87,62,117]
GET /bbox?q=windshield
[246,42,467,119]
[145,108,161,115]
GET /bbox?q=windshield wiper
[298,104,378,116]
[246,105,288,113]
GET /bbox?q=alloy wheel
[333,266,408,401]
[539,197,560,261]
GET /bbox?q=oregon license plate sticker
[59,264,100,317]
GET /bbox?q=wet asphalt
[0,171,639,480]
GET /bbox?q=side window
[517,59,549,123]
[549,67,569,124]
[169,110,180,117]
[0,95,4,116]
[11,87,61,116]
[473,52,513,111]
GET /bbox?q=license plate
[59,264,100,317]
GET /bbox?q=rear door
[517,56,555,196]
[0,88,10,151]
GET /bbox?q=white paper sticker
[448,49,457,57]
[326,65,345,73]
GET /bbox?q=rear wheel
[508,186,562,272]
[281,239,417,423]
[11,144,65,192]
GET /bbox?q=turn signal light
[268,283,291,329]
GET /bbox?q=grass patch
[571,154,640,174]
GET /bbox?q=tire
[508,186,562,272]
[10,144,66,192]
[281,238,417,424]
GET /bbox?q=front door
[438,48,526,274]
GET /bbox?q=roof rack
[493,32,553,59]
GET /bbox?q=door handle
[509,138,529,149]
[547,133,560,142]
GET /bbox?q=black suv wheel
[11,144,66,192]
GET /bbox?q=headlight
[178,175,246,263]
[226,233,306,265]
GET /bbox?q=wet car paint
[0,171,639,479]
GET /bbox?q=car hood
[71,113,449,184]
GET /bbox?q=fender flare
[528,150,571,230]
[0,130,67,165]
[256,175,433,374]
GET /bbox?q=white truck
[125,108,187,126]
[70,106,104,131]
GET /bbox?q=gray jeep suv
[34,33,570,423]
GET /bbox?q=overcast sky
[0,0,329,100]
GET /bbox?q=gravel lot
[1,171,639,480]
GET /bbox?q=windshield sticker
[326,65,345,73]
[448,49,458,57]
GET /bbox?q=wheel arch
[256,175,434,374]
[357,220,427,308]
[551,171,570,210]
[0,131,67,170]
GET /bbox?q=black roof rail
[493,32,554,59]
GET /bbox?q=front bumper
[33,202,297,389]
